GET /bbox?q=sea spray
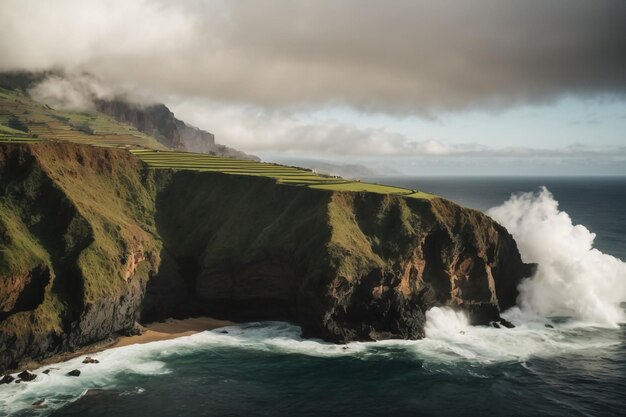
[487,187,626,326]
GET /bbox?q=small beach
[113,317,235,347]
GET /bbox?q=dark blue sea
[2,177,625,417]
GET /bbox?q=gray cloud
[1,0,625,114]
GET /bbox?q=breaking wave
[488,186,626,327]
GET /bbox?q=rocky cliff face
[95,99,258,160]
[151,173,533,342]
[0,143,532,372]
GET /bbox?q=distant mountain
[271,158,403,179]
[0,71,258,160]
[95,99,259,160]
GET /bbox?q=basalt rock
[17,370,36,381]
[0,374,14,384]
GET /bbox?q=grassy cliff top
[0,88,435,199]
[130,149,435,198]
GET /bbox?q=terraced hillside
[0,88,166,150]
[0,86,434,198]
[131,149,435,197]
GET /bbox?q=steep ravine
[0,143,533,372]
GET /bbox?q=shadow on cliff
[141,170,330,325]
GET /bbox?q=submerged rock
[67,369,81,377]
[545,324,555,329]
[32,399,47,408]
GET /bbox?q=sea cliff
[0,143,533,372]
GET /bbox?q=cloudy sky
[1,0,625,175]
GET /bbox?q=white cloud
[170,99,626,159]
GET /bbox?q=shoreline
[15,317,235,373]
[113,317,235,347]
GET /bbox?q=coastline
[113,317,235,347]
[14,317,235,373]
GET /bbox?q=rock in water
[67,369,81,377]
[499,318,515,329]
[545,324,554,329]
[32,399,47,408]
[16,370,36,382]
[82,357,100,364]
[0,375,15,384]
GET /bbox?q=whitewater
[1,184,625,416]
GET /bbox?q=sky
[1,0,625,175]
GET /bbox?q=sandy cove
[13,317,235,373]
[113,317,235,347]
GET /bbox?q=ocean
[2,176,625,417]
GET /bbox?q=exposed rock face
[151,173,534,342]
[0,143,533,372]
[94,99,258,160]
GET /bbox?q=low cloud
[28,72,157,110]
[28,73,113,110]
[171,100,626,159]
[1,0,625,114]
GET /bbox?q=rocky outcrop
[94,99,258,160]
[0,142,532,372]
[150,173,533,342]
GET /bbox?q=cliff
[94,99,259,160]
[0,143,533,372]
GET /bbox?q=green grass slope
[0,88,166,150]
[0,143,162,370]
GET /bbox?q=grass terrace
[0,88,167,150]
[131,149,436,199]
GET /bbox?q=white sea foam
[0,317,621,415]
[487,186,626,327]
